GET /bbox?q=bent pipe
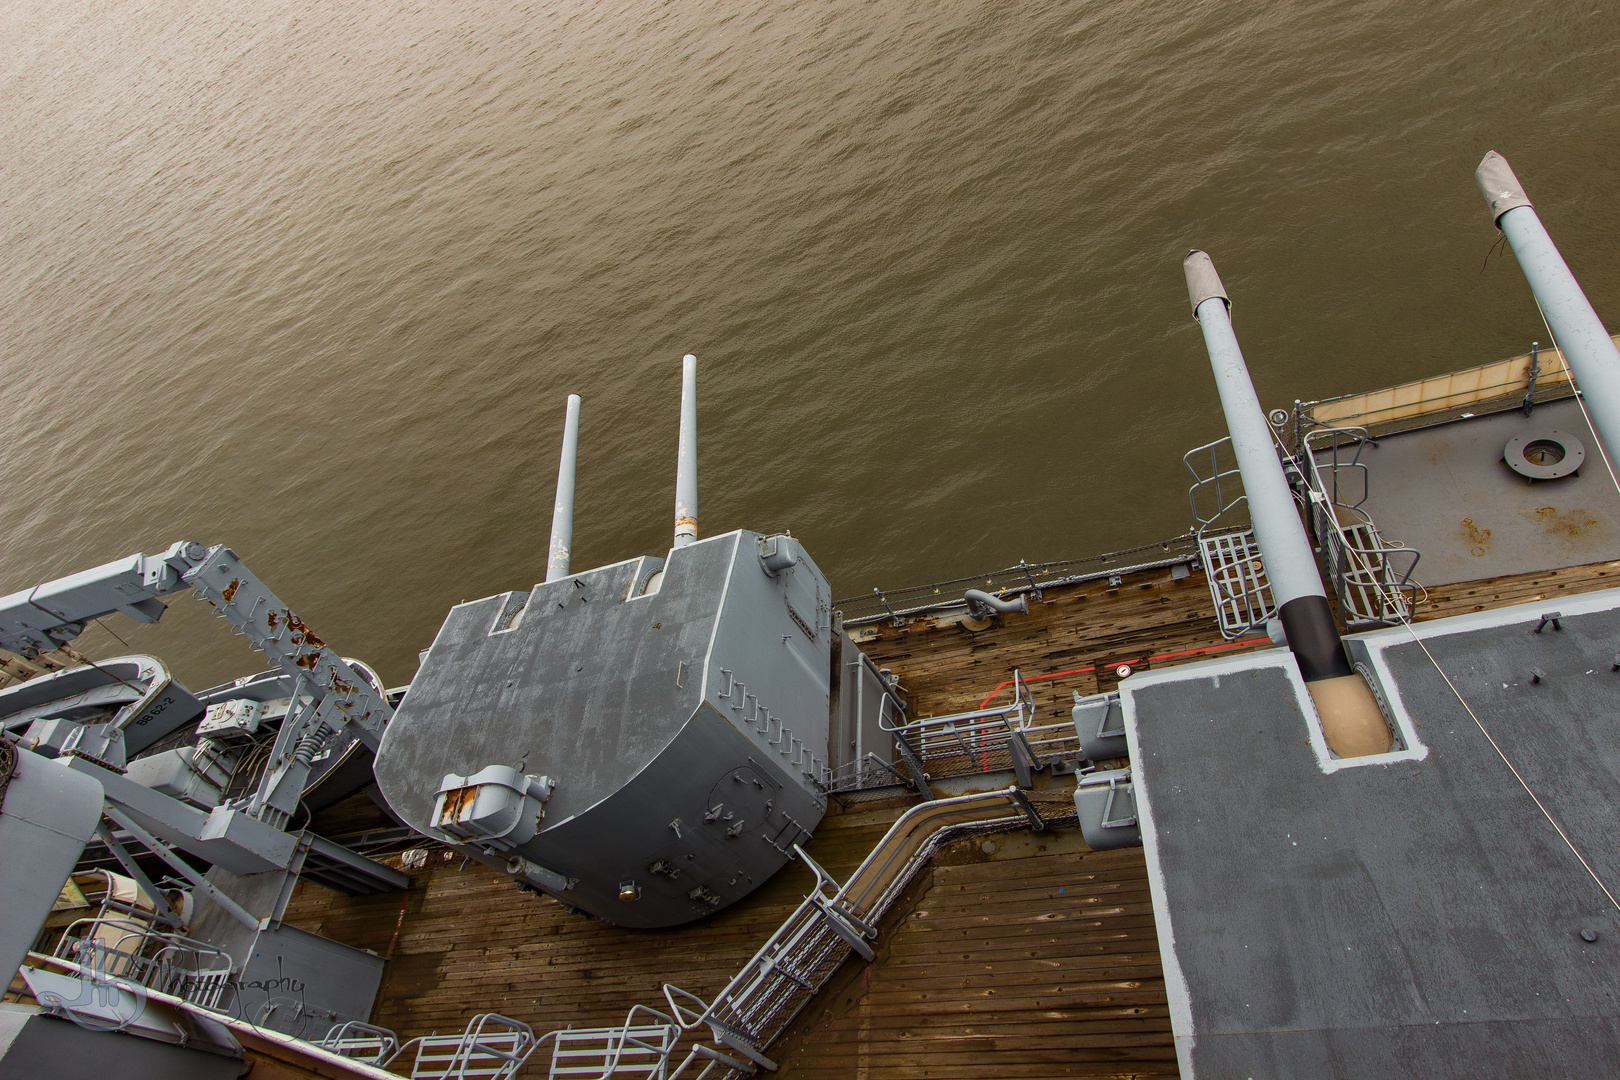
[963,589,1029,621]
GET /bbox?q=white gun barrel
[546,394,582,583]
[673,354,698,548]
[1476,150,1620,469]
[1184,250,1388,757]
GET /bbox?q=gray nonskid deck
[1125,590,1620,1079]
[1338,397,1620,586]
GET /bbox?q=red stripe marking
[975,636,1270,708]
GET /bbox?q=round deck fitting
[1504,428,1584,480]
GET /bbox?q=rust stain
[1459,517,1493,558]
[1520,505,1599,538]
[329,671,357,696]
[1426,439,1451,465]
[435,784,479,826]
[282,611,326,650]
[220,578,240,603]
[266,611,278,630]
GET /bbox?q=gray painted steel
[0,655,202,756]
[829,646,900,784]
[0,754,103,989]
[0,546,194,658]
[182,862,387,1034]
[1329,397,1620,586]
[64,755,297,873]
[674,354,698,548]
[1073,768,1139,849]
[1126,593,1620,1077]
[1477,152,1620,472]
[1071,691,1126,762]
[374,528,834,927]
[1185,253,1325,610]
[546,394,581,583]
[0,1005,242,1080]
[235,924,385,1037]
[1503,426,1584,480]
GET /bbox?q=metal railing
[1299,426,1420,628]
[658,787,1054,1077]
[532,790,1063,1079]
[1185,436,1277,638]
[837,540,1199,627]
[1021,716,1085,765]
[53,915,234,1011]
[880,670,1034,765]
[315,1020,401,1065]
[1294,340,1593,442]
[386,1013,538,1080]
[825,671,1085,795]
[1184,426,1420,636]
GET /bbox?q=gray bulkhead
[373,529,834,927]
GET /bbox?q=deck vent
[1504,427,1584,480]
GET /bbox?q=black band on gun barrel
[1279,595,1353,682]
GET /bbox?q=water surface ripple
[2,0,1617,685]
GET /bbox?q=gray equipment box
[1074,768,1141,850]
[1072,691,1127,762]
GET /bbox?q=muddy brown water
[3,0,1618,688]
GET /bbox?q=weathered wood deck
[285,555,1620,1079]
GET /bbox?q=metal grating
[1333,520,1412,626]
[1198,529,1276,638]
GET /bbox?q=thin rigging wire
[1395,617,1620,913]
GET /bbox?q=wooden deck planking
[852,558,1620,723]
[284,803,909,1044]
[768,843,1175,1080]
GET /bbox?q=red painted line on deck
[974,636,1271,708]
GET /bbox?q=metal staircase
[1185,436,1278,638]
[519,788,1050,1078]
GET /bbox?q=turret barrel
[1183,250,1390,757]
[546,393,581,583]
[674,353,698,548]
[1475,150,1620,472]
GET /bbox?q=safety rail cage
[526,1002,744,1080]
[1297,425,1421,628]
[1019,715,1085,766]
[315,1020,401,1065]
[837,538,1201,627]
[1185,435,1279,639]
[822,751,914,795]
[53,915,234,1011]
[825,672,1084,796]
[876,670,1048,784]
